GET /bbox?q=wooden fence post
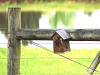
[7,8,21,75]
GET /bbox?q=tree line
[0,0,99,4]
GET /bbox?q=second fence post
[7,8,21,75]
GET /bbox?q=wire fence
[0,42,100,75]
[0,29,100,75]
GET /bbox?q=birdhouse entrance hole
[51,29,71,54]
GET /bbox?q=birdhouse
[51,29,71,53]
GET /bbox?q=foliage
[49,12,75,29]
[0,47,100,75]
[0,2,100,12]
[0,0,100,4]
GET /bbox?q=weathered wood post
[87,51,100,75]
[7,8,21,75]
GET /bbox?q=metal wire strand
[19,73,100,74]
[0,73,100,74]
[30,41,100,74]
[6,32,100,74]
[1,42,100,44]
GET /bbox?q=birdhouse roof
[56,29,71,40]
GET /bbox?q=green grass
[0,47,100,75]
[0,2,100,12]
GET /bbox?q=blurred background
[0,0,100,48]
[0,0,100,75]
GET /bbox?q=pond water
[0,10,100,48]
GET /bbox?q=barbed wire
[0,73,100,74]
[0,57,95,59]
[19,73,100,74]
[1,32,100,74]
[20,57,95,59]
[1,42,100,44]
[31,41,100,73]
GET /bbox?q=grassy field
[0,47,100,75]
[0,2,100,12]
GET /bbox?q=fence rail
[16,29,100,41]
[4,8,100,75]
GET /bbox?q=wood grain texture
[87,51,100,74]
[52,33,70,53]
[16,29,100,41]
[7,8,21,75]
